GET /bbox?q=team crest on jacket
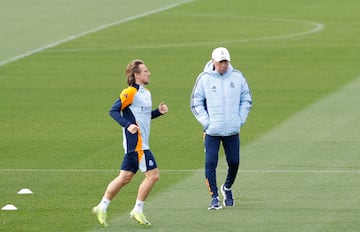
[230,82,235,88]
[211,86,216,92]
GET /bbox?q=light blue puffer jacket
[190,61,252,136]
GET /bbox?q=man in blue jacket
[190,47,252,210]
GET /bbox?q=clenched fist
[158,102,169,115]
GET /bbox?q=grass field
[1,0,360,231]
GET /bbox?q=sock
[133,199,145,213]
[98,197,111,211]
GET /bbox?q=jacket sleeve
[151,109,162,119]
[239,79,252,125]
[109,98,132,129]
[190,75,210,130]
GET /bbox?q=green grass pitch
[1,0,360,231]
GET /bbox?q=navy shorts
[121,150,158,173]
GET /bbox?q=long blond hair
[125,59,144,86]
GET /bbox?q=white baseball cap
[211,47,231,62]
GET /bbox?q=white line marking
[0,0,193,67]
[46,16,324,53]
[0,169,359,174]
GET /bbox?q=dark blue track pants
[204,134,240,198]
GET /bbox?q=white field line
[0,168,359,174]
[0,0,193,67]
[47,17,324,53]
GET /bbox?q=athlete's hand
[127,124,139,134]
[158,102,169,114]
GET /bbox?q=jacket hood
[203,60,233,78]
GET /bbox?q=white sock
[133,199,145,213]
[98,197,111,211]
